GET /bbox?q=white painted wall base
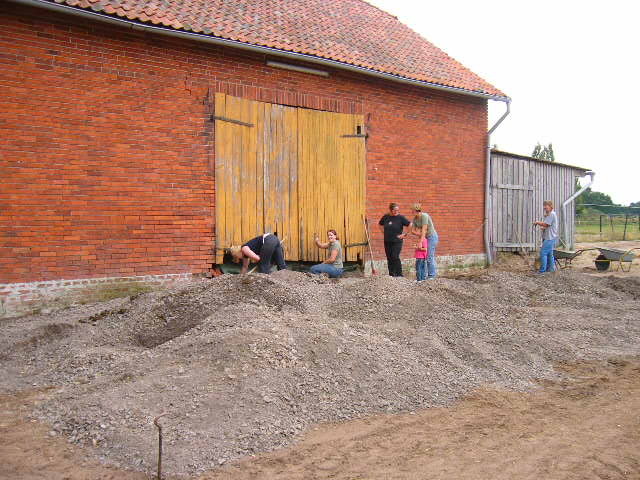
[0,273,194,319]
[2,253,488,318]
[363,253,487,277]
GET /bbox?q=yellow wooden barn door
[214,93,365,263]
[297,108,366,262]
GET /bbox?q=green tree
[630,201,640,208]
[575,188,627,214]
[579,188,614,206]
[532,142,555,162]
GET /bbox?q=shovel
[362,215,378,275]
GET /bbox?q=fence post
[599,215,603,240]
[610,215,614,240]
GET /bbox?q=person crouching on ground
[414,236,429,281]
[229,233,287,274]
[378,202,410,277]
[310,229,344,278]
[533,200,558,274]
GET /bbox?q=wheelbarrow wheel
[595,254,610,271]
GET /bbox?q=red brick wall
[0,4,488,284]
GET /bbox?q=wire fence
[576,214,640,242]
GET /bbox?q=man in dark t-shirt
[378,203,410,277]
[229,233,287,274]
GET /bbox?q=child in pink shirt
[414,237,428,282]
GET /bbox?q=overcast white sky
[368,0,640,205]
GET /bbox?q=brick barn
[1,0,509,316]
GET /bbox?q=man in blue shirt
[533,200,558,273]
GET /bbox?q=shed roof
[39,0,505,99]
[491,150,591,173]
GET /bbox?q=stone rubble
[1,268,639,476]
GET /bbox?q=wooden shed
[487,150,591,254]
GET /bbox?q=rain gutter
[484,99,511,265]
[8,0,510,102]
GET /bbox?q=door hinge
[212,115,254,127]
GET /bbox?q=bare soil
[204,356,640,480]
[3,358,640,480]
[1,249,639,479]
[0,389,147,480]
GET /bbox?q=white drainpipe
[485,100,511,265]
[561,170,595,249]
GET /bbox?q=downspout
[561,170,595,250]
[485,99,511,265]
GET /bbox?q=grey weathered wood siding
[488,151,589,253]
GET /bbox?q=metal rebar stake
[153,412,168,480]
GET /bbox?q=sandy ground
[488,240,640,280]
[3,357,639,480]
[1,240,639,480]
[567,241,640,278]
[203,357,640,480]
[0,388,146,480]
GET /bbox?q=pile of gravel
[1,268,639,475]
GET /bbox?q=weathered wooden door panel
[490,156,535,249]
[309,109,365,261]
[214,93,259,256]
[258,102,300,260]
[295,108,366,262]
[214,93,365,263]
[339,115,367,261]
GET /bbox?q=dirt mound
[1,270,640,476]
[130,272,316,348]
[604,275,640,300]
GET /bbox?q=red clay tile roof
[48,0,506,98]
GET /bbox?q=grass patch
[576,218,640,242]
[78,282,155,304]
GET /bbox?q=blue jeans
[415,258,427,281]
[310,263,344,278]
[426,233,439,278]
[539,238,557,273]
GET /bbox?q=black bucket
[595,254,610,271]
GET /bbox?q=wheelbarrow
[594,247,640,272]
[553,248,598,270]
